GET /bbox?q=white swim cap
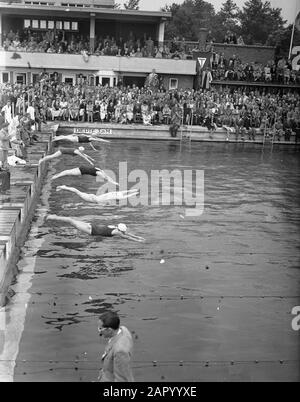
[78,146,85,152]
[117,223,127,233]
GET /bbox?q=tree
[219,1,240,33]
[162,3,185,40]
[238,0,286,45]
[123,0,140,9]
[163,0,216,41]
[266,24,300,60]
[211,0,241,42]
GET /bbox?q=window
[102,77,110,86]
[62,74,75,84]
[22,18,78,32]
[15,73,26,85]
[32,74,40,84]
[2,72,9,84]
[169,78,178,90]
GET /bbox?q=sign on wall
[74,128,112,135]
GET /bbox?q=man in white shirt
[26,101,36,131]
[1,100,12,124]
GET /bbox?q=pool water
[6,140,300,381]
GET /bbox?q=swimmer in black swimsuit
[52,134,110,150]
[56,185,138,205]
[38,146,95,166]
[46,214,145,242]
[51,165,119,185]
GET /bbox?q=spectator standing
[1,100,13,124]
[145,36,154,58]
[0,117,10,170]
[201,68,213,90]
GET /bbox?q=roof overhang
[0,4,172,22]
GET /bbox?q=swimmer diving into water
[46,215,145,242]
[39,146,95,166]
[56,185,139,205]
[52,134,110,151]
[51,166,119,186]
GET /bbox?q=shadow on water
[57,259,134,280]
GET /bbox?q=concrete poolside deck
[0,126,56,307]
[58,121,298,145]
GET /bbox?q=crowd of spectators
[2,27,299,87]
[209,52,300,85]
[0,28,194,60]
[0,100,40,170]
[1,77,299,144]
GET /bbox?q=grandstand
[0,0,199,89]
[0,1,299,91]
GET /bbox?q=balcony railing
[0,50,197,75]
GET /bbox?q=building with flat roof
[0,1,198,89]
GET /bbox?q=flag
[197,57,207,69]
[296,11,300,31]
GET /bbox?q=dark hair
[99,311,120,330]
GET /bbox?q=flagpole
[288,19,295,60]
[289,2,299,61]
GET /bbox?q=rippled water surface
[12,140,300,381]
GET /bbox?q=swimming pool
[4,140,300,381]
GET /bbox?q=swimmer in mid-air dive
[39,146,95,166]
[51,166,119,186]
[56,185,139,205]
[46,215,145,242]
[52,134,110,151]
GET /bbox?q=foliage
[162,0,215,41]
[238,0,286,45]
[114,0,140,9]
[123,0,140,10]
[266,24,300,59]
[214,0,240,41]
[162,0,289,47]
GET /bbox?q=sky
[139,0,299,24]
